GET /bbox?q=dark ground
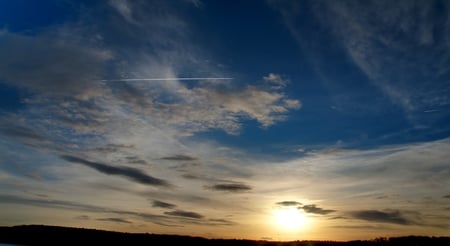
[0,225,449,246]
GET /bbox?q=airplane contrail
[100,77,233,82]
[424,109,441,113]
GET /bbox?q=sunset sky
[1,0,450,241]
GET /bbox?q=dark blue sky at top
[1,0,450,157]
[0,0,74,32]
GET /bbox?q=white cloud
[263,73,288,88]
[29,77,300,138]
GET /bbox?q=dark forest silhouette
[0,225,449,246]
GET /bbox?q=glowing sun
[274,207,306,230]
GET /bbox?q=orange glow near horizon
[274,207,307,230]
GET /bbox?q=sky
[0,0,450,241]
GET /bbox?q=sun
[274,207,307,230]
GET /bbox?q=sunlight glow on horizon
[274,207,307,231]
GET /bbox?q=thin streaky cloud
[100,77,233,82]
[152,200,177,209]
[164,210,204,219]
[301,204,336,215]
[276,201,302,207]
[351,210,414,225]
[205,183,252,192]
[97,217,132,224]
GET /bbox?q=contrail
[100,77,233,82]
[424,109,441,113]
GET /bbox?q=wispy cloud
[152,200,177,209]
[325,1,450,114]
[108,0,135,24]
[270,0,450,122]
[161,155,198,161]
[207,219,236,226]
[124,156,148,165]
[0,30,111,97]
[74,215,90,220]
[97,217,132,224]
[60,155,172,187]
[164,210,204,219]
[94,144,135,153]
[263,73,288,88]
[0,193,179,226]
[0,193,115,215]
[101,77,233,82]
[0,124,47,143]
[301,204,335,215]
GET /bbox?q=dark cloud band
[301,204,335,215]
[61,155,172,187]
[152,200,176,209]
[164,210,203,219]
[205,183,252,192]
[276,201,302,207]
[351,210,413,225]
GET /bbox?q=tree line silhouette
[0,225,449,246]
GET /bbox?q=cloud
[113,82,301,134]
[351,210,414,225]
[0,2,302,144]
[164,210,204,219]
[181,173,199,180]
[94,144,135,153]
[301,204,335,215]
[0,30,111,97]
[205,183,252,192]
[0,193,111,214]
[194,85,301,130]
[274,201,336,215]
[263,73,288,88]
[108,0,135,24]
[207,219,236,226]
[0,194,181,226]
[186,0,203,8]
[276,201,302,207]
[152,200,177,209]
[0,124,47,142]
[270,0,450,119]
[318,1,450,113]
[0,2,305,233]
[124,156,148,165]
[60,155,172,187]
[97,217,132,223]
[74,215,90,220]
[161,155,198,161]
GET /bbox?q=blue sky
[1,0,450,241]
